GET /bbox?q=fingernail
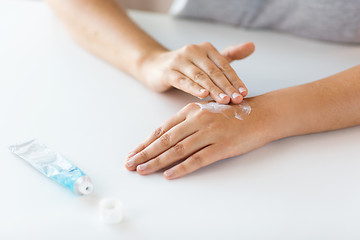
[239,87,247,95]
[219,93,227,100]
[127,158,135,167]
[164,169,173,177]
[137,163,147,171]
[232,92,242,99]
[198,89,207,99]
[127,151,136,158]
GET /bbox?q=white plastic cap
[74,175,93,195]
[99,198,123,224]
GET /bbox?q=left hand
[138,42,255,104]
[125,98,274,180]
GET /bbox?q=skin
[126,65,360,179]
[45,0,255,104]
[45,0,360,179]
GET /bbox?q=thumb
[221,42,255,63]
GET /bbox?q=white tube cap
[99,198,123,224]
[74,175,93,195]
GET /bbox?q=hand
[125,98,275,180]
[138,42,255,104]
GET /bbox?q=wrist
[247,91,299,143]
[261,88,306,141]
[134,47,168,81]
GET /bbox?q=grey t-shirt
[171,0,360,43]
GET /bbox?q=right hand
[138,42,255,104]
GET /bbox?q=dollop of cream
[195,101,251,120]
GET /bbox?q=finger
[193,58,243,104]
[127,102,199,158]
[126,118,198,170]
[126,109,187,159]
[169,70,209,99]
[163,145,220,180]
[207,48,248,98]
[180,62,231,104]
[221,42,255,63]
[136,131,211,175]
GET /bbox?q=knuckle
[182,44,196,53]
[197,108,209,116]
[173,143,185,155]
[160,133,171,147]
[189,108,209,122]
[229,77,242,87]
[202,41,214,49]
[206,86,219,95]
[153,157,161,165]
[208,67,221,76]
[192,154,205,167]
[153,127,163,138]
[193,71,206,81]
[196,108,213,120]
[219,64,232,72]
[186,102,199,110]
[170,54,183,65]
[136,143,146,151]
[139,150,148,160]
[177,76,188,84]
[226,86,237,93]
[172,75,187,84]
[178,163,189,173]
[209,120,223,129]
[210,70,224,79]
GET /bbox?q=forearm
[264,65,360,141]
[46,0,255,103]
[124,65,359,179]
[46,0,167,79]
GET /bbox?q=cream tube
[9,139,93,195]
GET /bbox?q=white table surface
[1,1,360,239]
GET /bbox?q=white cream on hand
[195,101,251,120]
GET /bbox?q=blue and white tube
[9,139,93,195]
